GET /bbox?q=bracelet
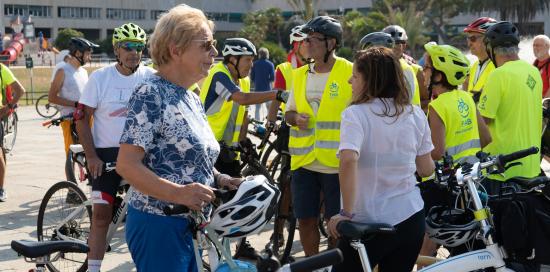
[339,209,355,219]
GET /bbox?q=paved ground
[0,106,316,271]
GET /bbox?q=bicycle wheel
[2,111,17,153]
[271,178,296,263]
[36,94,59,118]
[37,181,91,272]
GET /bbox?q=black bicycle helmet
[68,37,99,65]
[222,38,257,57]
[484,21,520,66]
[382,25,408,42]
[360,32,395,49]
[302,16,343,46]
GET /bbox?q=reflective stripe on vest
[200,62,250,146]
[288,57,353,170]
[467,59,495,94]
[428,90,481,163]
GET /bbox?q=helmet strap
[323,39,330,63]
[487,46,498,68]
[115,49,139,74]
[227,56,242,80]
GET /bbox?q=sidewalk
[0,106,309,271]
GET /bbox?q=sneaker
[234,240,260,259]
[0,188,6,202]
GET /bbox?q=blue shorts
[291,168,341,219]
[126,206,197,272]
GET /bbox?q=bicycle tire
[36,94,59,118]
[271,187,296,263]
[2,111,17,153]
[37,181,91,272]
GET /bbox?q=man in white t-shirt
[75,23,155,272]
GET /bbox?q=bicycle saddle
[11,240,89,258]
[337,221,396,240]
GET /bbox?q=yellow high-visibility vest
[200,62,250,145]
[400,59,421,106]
[467,59,495,95]
[288,57,353,170]
[276,62,294,111]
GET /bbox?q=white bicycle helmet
[290,24,307,44]
[222,38,257,57]
[425,206,480,247]
[209,175,280,238]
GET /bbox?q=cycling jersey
[429,90,480,164]
[0,64,16,103]
[478,60,542,180]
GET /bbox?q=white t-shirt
[79,64,155,148]
[338,99,433,225]
[52,62,88,116]
[286,71,336,174]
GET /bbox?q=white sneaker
[0,189,6,202]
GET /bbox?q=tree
[285,0,319,20]
[54,28,84,50]
[467,0,550,24]
[341,10,387,50]
[263,8,284,46]
[239,11,269,46]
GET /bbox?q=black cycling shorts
[90,147,122,205]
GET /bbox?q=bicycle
[10,236,342,272]
[336,147,549,272]
[36,162,131,272]
[162,175,344,272]
[42,114,87,186]
[36,94,60,118]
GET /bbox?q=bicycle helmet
[463,17,498,34]
[484,21,520,66]
[68,37,99,65]
[425,206,480,247]
[360,32,395,50]
[290,24,307,44]
[209,175,280,238]
[302,16,343,46]
[112,23,147,45]
[424,42,470,86]
[382,25,408,42]
[222,38,257,57]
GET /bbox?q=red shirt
[274,68,286,90]
[534,57,550,97]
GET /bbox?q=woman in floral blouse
[116,5,241,271]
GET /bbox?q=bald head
[533,35,550,61]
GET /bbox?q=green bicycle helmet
[112,23,147,45]
[424,42,470,86]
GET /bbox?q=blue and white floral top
[120,74,220,216]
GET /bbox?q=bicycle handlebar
[496,146,539,167]
[163,189,236,216]
[281,248,343,272]
[42,114,74,127]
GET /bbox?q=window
[4,4,51,17]
[107,8,145,20]
[151,10,166,20]
[58,7,101,19]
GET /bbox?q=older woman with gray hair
[116,5,242,271]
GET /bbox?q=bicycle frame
[354,161,515,272]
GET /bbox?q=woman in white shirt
[328,47,435,271]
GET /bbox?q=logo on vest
[458,98,472,128]
[329,82,339,98]
[526,74,536,91]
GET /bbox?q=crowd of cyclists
[1,2,550,271]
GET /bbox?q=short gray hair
[534,34,550,46]
[494,46,519,56]
[258,47,269,59]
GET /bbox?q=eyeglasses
[467,35,483,42]
[304,36,327,43]
[395,40,407,45]
[193,39,217,51]
[119,42,145,52]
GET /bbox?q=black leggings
[332,210,425,272]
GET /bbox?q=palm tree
[285,0,319,20]
[467,0,550,23]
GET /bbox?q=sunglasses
[304,36,327,43]
[119,42,145,52]
[467,35,483,42]
[193,39,217,51]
